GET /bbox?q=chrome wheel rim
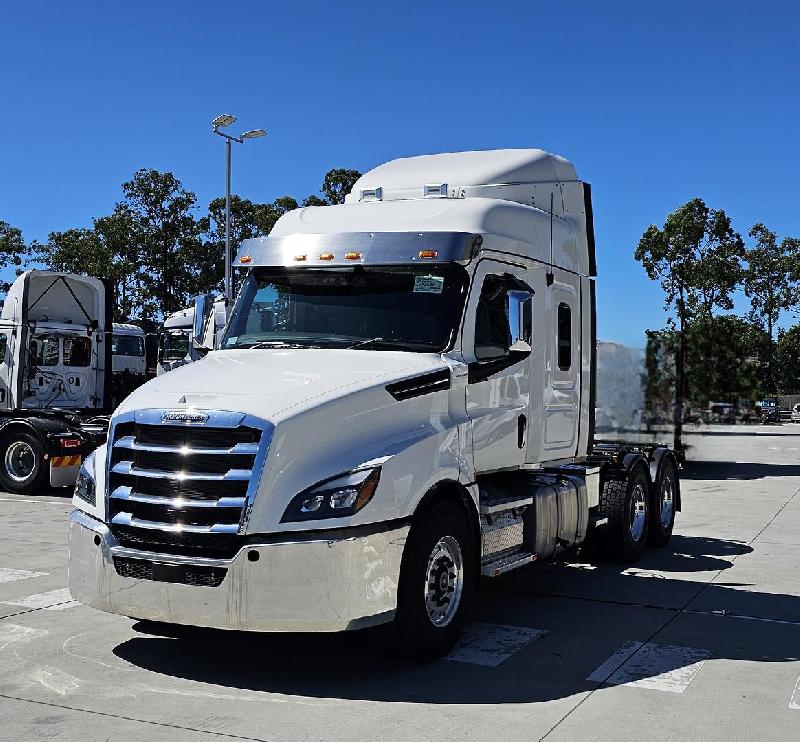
[660,476,674,527]
[5,441,35,482]
[424,535,464,628]
[630,483,647,542]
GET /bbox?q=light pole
[212,114,266,301]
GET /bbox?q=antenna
[547,191,555,286]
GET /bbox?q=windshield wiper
[244,340,322,350]
[345,337,439,351]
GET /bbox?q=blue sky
[2,1,799,345]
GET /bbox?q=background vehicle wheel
[0,431,47,495]
[378,501,474,660]
[598,464,650,562]
[649,458,677,547]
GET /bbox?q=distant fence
[779,395,800,411]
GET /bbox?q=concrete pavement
[0,425,798,741]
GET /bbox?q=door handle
[517,414,527,449]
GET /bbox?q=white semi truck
[157,297,227,375]
[69,150,680,659]
[0,270,110,493]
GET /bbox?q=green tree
[199,195,299,293]
[302,168,362,207]
[321,168,361,205]
[121,169,203,318]
[742,223,800,392]
[0,220,26,294]
[774,326,800,394]
[635,199,745,445]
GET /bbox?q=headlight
[281,467,381,523]
[74,453,96,507]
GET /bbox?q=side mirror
[507,290,533,353]
[193,294,214,349]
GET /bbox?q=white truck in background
[69,149,681,659]
[0,270,110,493]
[157,296,227,375]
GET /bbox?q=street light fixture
[212,114,267,302]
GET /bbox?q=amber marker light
[344,252,362,260]
[239,255,252,264]
[418,250,438,259]
[319,252,335,261]
[294,254,307,262]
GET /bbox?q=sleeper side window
[557,302,571,371]
[474,275,510,360]
[0,334,7,364]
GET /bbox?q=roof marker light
[294,254,307,262]
[319,252,335,261]
[239,255,252,264]
[418,250,438,259]
[344,252,362,260]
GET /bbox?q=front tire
[379,501,474,660]
[0,431,47,495]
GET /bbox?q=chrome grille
[106,409,272,558]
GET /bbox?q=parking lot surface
[0,425,798,741]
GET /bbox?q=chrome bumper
[68,510,409,632]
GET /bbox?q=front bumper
[68,510,409,632]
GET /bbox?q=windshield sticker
[413,275,444,294]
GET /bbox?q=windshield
[112,334,145,357]
[161,330,190,360]
[223,265,468,352]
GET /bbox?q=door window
[557,302,571,371]
[64,336,91,367]
[474,275,511,360]
[31,336,59,366]
[0,334,7,363]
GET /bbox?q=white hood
[117,348,447,422]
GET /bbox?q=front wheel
[379,501,474,660]
[0,431,47,495]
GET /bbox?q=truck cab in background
[110,323,147,407]
[0,270,110,493]
[70,149,681,659]
[157,296,227,375]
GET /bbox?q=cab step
[481,550,537,577]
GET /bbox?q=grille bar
[110,486,246,509]
[113,436,259,456]
[111,461,252,481]
[111,512,240,534]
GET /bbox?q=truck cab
[157,296,227,375]
[0,270,110,493]
[69,149,680,658]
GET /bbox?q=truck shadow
[112,535,799,705]
[681,461,800,480]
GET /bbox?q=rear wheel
[649,458,677,547]
[598,465,650,562]
[378,501,474,660]
[0,431,47,495]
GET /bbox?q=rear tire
[649,458,677,547]
[598,465,650,562]
[0,431,47,495]
[378,501,474,660]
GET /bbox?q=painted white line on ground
[3,587,79,611]
[790,676,800,710]
[445,622,547,667]
[0,623,47,650]
[588,641,711,694]
[0,497,64,505]
[0,567,47,584]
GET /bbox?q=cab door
[464,260,532,473]
[0,324,14,410]
[542,270,581,459]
